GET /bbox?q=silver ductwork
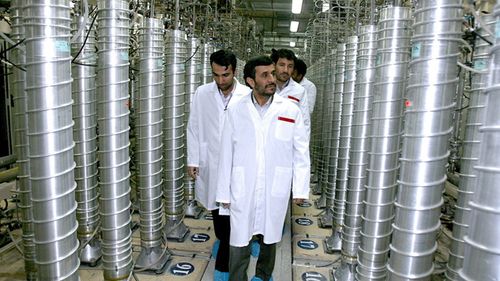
[96,0,134,279]
[458,4,500,280]
[328,36,358,254]
[184,36,203,219]
[24,0,79,279]
[11,1,36,279]
[446,14,494,280]
[163,29,190,241]
[134,18,171,271]
[357,7,412,281]
[388,0,463,279]
[335,25,377,281]
[71,14,101,266]
[320,45,345,232]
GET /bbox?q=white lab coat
[187,80,251,210]
[300,77,317,114]
[275,79,311,136]
[216,94,310,247]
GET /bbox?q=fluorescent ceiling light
[292,0,303,14]
[290,41,296,47]
[290,20,299,32]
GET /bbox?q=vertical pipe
[72,14,101,265]
[163,29,190,241]
[96,0,134,279]
[357,7,412,280]
[335,25,378,281]
[134,17,171,270]
[388,0,463,279]
[445,14,494,280]
[11,1,37,279]
[323,43,346,248]
[24,0,80,279]
[458,4,500,280]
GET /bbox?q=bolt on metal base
[135,245,171,273]
[333,260,356,281]
[324,226,342,254]
[318,208,334,228]
[164,218,190,242]
[184,200,203,219]
[315,192,327,209]
[79,237,102,267]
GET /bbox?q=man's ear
[246,77,255,89]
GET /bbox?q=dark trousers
[229,235,276,281]
[212,209,231,272]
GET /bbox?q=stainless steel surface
[388,0,463,279]
[323,44,346,251]
[341,25,377,264]
[201,42,215,85]
[331,36,358,253]
[96,0,134,279]
[184,36,203,219]
[24,0,79,279]
[72,14,101,266]
[10,1,36,278]
[446,14,494,281]
[458,4,500,281]
[135,18,170,270]
[163,29,190,241]
[358,6,412,280]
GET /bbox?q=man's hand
[293,198,305,204]
[221,203,230,209]
[187,166,199,180]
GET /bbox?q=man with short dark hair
[187,49,251,281]
[292,58,317,114]
[216,55,310,281]
[270,49,310,135]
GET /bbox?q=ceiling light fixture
[292,0,303,14]
[290,20,299,32]
[290,41,296,47]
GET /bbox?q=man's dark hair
[294,58,307,76]
[243,55,274,87]
[270,48,297,64]
[210,49,237,71]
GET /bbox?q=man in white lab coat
[292,58,317,114]
[216,56,310,281]
[187,49,251,281]
[271,48,310,135]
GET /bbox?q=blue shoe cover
[251,240,260,257]
[212,239,220,259]
[250,276,273,281]
[214,270,229,281]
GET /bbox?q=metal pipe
[0,167,19,183]
[458,5,500,280]
[446,14,494,280]
[184,36,203,219]
[335,25,377,281]
[163,29,190,241]
[9,1,36,278]
[319,44,345,231]
[134,18,170,271]
[71,14,101,266]
[388,0,464,279]
[0,155,16,168]
[357,7,412,280]
[96,1,134,279]
[24,0,79,279]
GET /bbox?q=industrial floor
[0,181,452,281]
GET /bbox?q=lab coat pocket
[230,166,245,200]
[274,121,293,141]
[199,142,208,166]
[271,167,293,198]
